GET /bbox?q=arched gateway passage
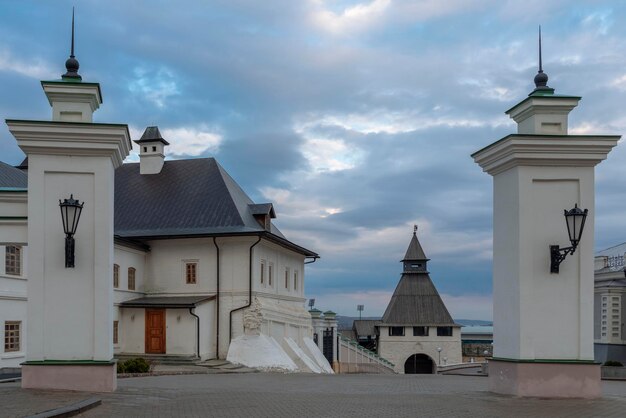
[404,353,434,374]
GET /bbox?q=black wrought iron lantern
[59,194,84,268]
[550,204,588,273]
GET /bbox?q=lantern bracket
[550,245,576,274]
[550,204,588,274]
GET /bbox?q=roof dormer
[249,203,276,231]
[134,126,169,175]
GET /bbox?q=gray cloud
[1,0,626,318]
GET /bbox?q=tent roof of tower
[402,231,428,261]
[380,272,459,326]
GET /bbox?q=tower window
[413,326,429,336]
[260,260,265,285]
[152,146,157,152]
[284,268,290,289]
[294,270,298,291]
[437,326,453,337]
[143,146,147,152]
[389,326,405,336]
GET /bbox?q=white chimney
[134,126,169,175]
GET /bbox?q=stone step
[195,359,259,373]
[115,354,200,365]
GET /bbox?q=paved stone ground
[3,374,626,417]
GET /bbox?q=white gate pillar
[473,76,619,397]
[6,52,130,392]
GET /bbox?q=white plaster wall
[254,241,306,299]
[0,295,27,368]
[113,245,147,298]
[492,167,521,359]
[194,300,215,359]
[165,309,196,355]
[378,326,462,373]
[146,238,217,294]
[493,165,595,361]
[119,308,144,354]
[110,235,310,360]
[26,154,116,362]
[0,191,27,245]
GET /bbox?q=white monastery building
[0,31,331,388]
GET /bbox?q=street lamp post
[437,347,442,365]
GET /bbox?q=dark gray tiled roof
[119,295,215,308]
[402,232,428,261]
[0,161,27,188]
[114,158,317,256]
[353,319,380,338]
[381,272,457,326]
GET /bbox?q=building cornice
[5,120,131,168]
[472,134,620,176]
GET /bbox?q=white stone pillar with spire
[6,12,130,392]
[472,31,620,398]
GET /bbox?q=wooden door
[145,309,166,354]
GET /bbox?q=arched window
[128,267,136,290]
[113,264,119,288]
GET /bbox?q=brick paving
[2,374,626,417]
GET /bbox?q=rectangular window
[186,262,197,284]
[268,264,273,286]
[5,245,21,276]
[389,326,405,336]
[128,267,136,290]
[113,264,119,288]
[413,326,429,336]
[4,321,20,352]
[294,271,298,292]
[113,321,119,344]
[285,268,290,289]
[437,326,453,337]
[260,260,265,285]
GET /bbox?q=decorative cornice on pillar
[472,134,620,176]
[6,120,131,168]
[41,81,102,123]
[506,95,580,135]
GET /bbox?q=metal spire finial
[538,25,543,72]
[70,7,75,58]
[62,7,82,80]
[533,25,549,91]
[413,224,418,234]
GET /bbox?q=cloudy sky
[2,0,626,320]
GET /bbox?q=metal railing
[336,336,396,374]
